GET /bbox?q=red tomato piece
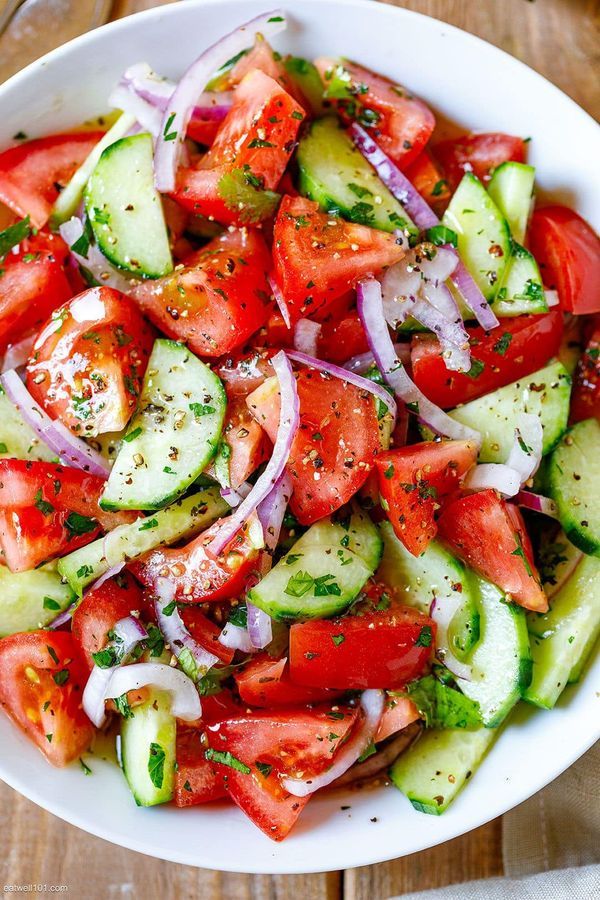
[132,517,260,603]
[273,195,405,322]
[289,603,435,689]
[235,654,342,707]
[375,441,478,556]
[317,311,370,364]
[0,231,73,353]
[172,70,305,225]
[404,151,451,209]
[411,310,564,409]
[433,132,526,192]
[205,704,359,840]
[219,397,271,488]
[0,132,104,229]
[0,630,94,765]
[570,317,600,423]
[437,490,548,612]
[247,367,381,524]
[227,36,304,103]
[132,228,272,358]
[375,694,420,742]
[174,729,228,806]
[316,59,435,169]
[216,348,276,398]
[71,572,145,670]
[180,607,234,665]
[528,206,600,315]
[26,286,154,437]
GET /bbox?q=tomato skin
[411,310,564,409]
[71,573,145,670]
[173,70,305,225]
[570,318,600,423]
[180,607,234,665]
[316,58,435,169]
[227,37,305,104]
[132,228,272,358]
[219,397,271,488]
[437,490,548,612]
[433,133,526,192]
[376,694,420,742]
[528,206,600,315]
[317,311,370,364]
[0,630,94,766]
[375,441,478,556]
[247,367,381,524]
[216,348,276,398]
[26,286,154,437]
[174,729,228,805]
[273,196,405,322]
[404,151,450,209]
[0,132,104,229]
[235,654,342,707]
[289,604,435,689]
[132,518,260,603]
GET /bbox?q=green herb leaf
[331,634,345,647]
[79,757,92,775]
[139,518,159,531]
[113,693,133,719]
[416,625,433,648]
[205,748,251,774]
[189,402,216,418]
[229,603,248,628]
[465,358,485,379]
[65,512,98,536]
[148,742,166,789]
[426,224,458,247]
[52,669,70,686]
[34,489,54,517]
[255,761,273,777]
[357,740,376,762]
[217,169,280,223]
[492,332,513,356]
[0,216,30,261]
[407,674,482,728]
[284,570,315,598]
[43,596,61,611]
[123,427,143,443]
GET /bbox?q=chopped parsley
[217,168,280,223]
[148,742,166,789]
[331,634,345,647]
[205,748,251,774]
[139,518,159,531]
[0,216,30,261]
[34,490,54,517]
[492,332,513,355]
[426,224,457,247]
[189,402,216,418]
[123,427,143,443]
[416,625,433,648]
[255,761,273,777]
[52,669,70,686]
[163,113,178,142]
[465,358,485,379]
[43,597,61,611]
[65,512,98,536]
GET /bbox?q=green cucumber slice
[101,340,226,511]
[377,522,479,659]
[457,577,532,727]
[120,689,176,806]
[493,242,547,316]
[524,551,600,708]
[390,724,499,815]
[0,388,55,462]
[547,418,600,557]
[85,133,172,278]
[58,486,227,595]
[248,507,382,620]
[283,57,326,115]
[0,563,75,637]
[487,161,535,245]
[297,117,417,235]
[442,173,510,301]
[447,361,571,463]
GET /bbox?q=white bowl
[0,0,598,875]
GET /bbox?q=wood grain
[0,1,597,898]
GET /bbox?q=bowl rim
[0,0,598,874]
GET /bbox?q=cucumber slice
[85,133,172,279]
[283,57,326,115]
[120,689,176,807]
[524,552,600,708]
[58,486,227,595]
[447,361,571,463]
[493,243,547,316]
[0,563,75,638]
[390,725,499,815]
[535,531,582,617]
[547,418,600,557]
[442,173,511,301]
[457,577,532,727]
[377,522,479,659]
[0,388,55,462]
[248,507,382,620]
[297,117,417,235]
[101,340,226,511]
[487,161,535,245]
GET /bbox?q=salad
[0,8,598,843]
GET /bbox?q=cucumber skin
[120,689,176,807]
[487,161,535,245]
[0,563,75,638]
[548,419,600,558]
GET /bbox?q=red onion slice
[154,10,287,192]
[293,319,322,357]
[59,217,137,294]
[281,690,385,797]
[116,62,233,124]
[430,597,472,681]
[218,622,255,653]
[506,413,543,484]
[516,490,558,519]
[2,333,36,373]
[206,350,299,558]
[545,289,559,307]
[449,258,499,331]
[1,369,110,477]
[268,274,292,330]
[463,463,521,498]
[155,578,219,676]
[287,349,398,426]
[405,297,471,373]
[356,280,481,446]
[104,662,202,722]
[87,561,126,593]
[83,615,148,728]
[343,343,411,375]
[48,600,77,630]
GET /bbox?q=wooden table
[0,1,597,897]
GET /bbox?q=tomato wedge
[317,311,370,364]
[180,607,234,665]
[411,310,564,409]
[570,317,600,423]
[289,603,435,689]
[404,151,450,209]
[173,70,305,225]
[71,572,145,670]
[0,630,94,765]
[132,228,272,358]
[273,195,405,322]
[376,694,420,742]
[247,367,381,524]
[235,654,342,707]
[132,517,260,603]
[0,132,104,229]
[174,729,228,806]
[316,58,435,169]
[437,489,548,612]
[528,206,600,315]
[26,286,154,437]
[375,441,478,556]
[219,397,271,488]
[433,132,526,192]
